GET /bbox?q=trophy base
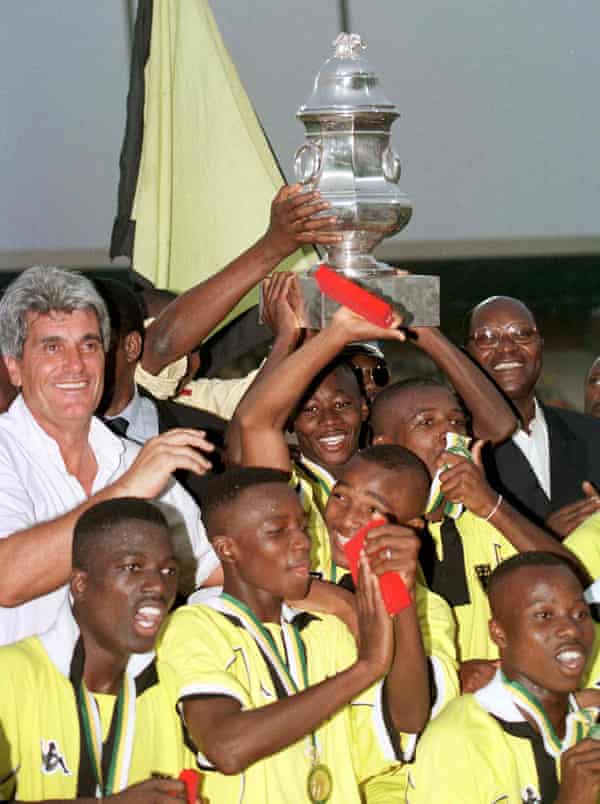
[292,265,440,329]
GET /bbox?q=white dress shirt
[511,398,551,499]
[105,386,159,445]
[0,394,219,646]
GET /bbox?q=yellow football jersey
[0,637,187,801]
[424,510,517,661]
[159,601,409,803]
[408,673,594,804]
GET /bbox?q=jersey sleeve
[565,513,600,581]
[174,368,262,419]
[319,615,412,782]
[159,606,252,709]
[0,715,18,801]
[414,582,459,717]
[406,697,518,804]
[0,649,25,800]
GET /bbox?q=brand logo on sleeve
[41,739,71,776]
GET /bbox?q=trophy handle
[293,141,323,185]
[382,147,401,183]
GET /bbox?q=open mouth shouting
[132,598,168,638]
[554,642,589,677]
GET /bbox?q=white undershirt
[511,398,551,499]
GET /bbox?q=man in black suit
[465,295,600,539]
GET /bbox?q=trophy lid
[298,33,398,118]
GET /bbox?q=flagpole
[123,0,136,64]
[338,0,352,33]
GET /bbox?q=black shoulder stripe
[491,716,559,802]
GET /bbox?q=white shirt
[511,398,551,499]
[0,394,219,646]
[105,387,159,445]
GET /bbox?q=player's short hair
[200,466,291,536]
[370,377,458,436]
[487,551,589,612]
[94,278,145,347]
[0,266,111,358]
[73,498,169,571]
[356,444,430,482]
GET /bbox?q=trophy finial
[332,33,366,59]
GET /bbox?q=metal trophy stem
[284,33,439,328]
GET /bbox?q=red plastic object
[343,519,412,615]
[315,265,394,328]
[179,769,200,804]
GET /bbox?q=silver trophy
[291,33,439,327]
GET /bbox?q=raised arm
[438,439,576,560]
[141,185,340,375]
[229,282,406,471]
[180,557,394,775]
[410,327,517,444]
[363,523,431,732]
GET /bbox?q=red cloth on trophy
[343,519,412,615]
[314,265,394,328]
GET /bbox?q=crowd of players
[2,186,600,802]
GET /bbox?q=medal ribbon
[500,672,588,757]
[77,674,136,796]
[425,432,472,519]
[296,456,336,504]
[219,594,318,759]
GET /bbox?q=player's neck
[81,638,129,695]
[520,695,570,741]
[507,669,571,740]
[223,578,283,624]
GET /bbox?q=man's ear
[70,568,89,602]
[123,331,143,364]
[489,617,507,650]
[4,355,22,388]
[213,535,237,565]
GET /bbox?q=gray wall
[2,1,599,266]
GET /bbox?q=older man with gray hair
[0,266,221,646]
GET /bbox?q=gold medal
[307,763,333,803]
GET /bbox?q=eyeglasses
[467,324,539,350]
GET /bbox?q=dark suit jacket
[485,403,600,526]
[140,388,227,504]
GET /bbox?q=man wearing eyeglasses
[465,295,600,540]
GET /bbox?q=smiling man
[0,266,220,646]
[409,552,600,803]
[0,497,190,802]
[466,296,600,538]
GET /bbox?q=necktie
[104,416,129,437]
[420,518,471,607]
